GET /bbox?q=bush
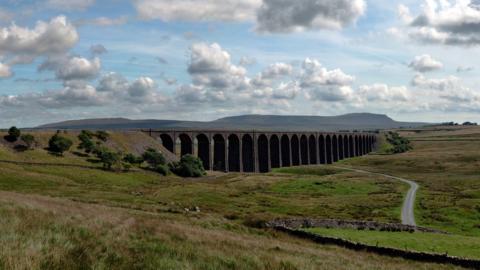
[142,148,166,168]
[169,154,205,178]
[95,131,109,142]
[78,130,96,153]
[96,147,123,171]
[123,153,144,165]
[20,134,36,149]
[155,164,169,176]
[385,132,412,154]
[48,133,73,155]
[5,126,21,142]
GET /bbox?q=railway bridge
[144,129,377,173]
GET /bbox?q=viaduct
[144,129,378,173]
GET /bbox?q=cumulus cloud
[300,58,355,102]
[134,0,365,33]
[56,57,101,81]
[358,84,410,102]
[411,73,460,91]
[47,0,95,11]
[0,62,12,78]
[409,54,443,72]
[0,16,78,65]
[39,56,101,81]
[400,0,480,46]
[256,0,366,33]
[0,73,168,111]
[134,0,261,22]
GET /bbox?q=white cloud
[256,0,366,33]
[56,57,101,81]
[0,16,78,64]
[301,58,355,87]
[408,54,443,72]
[358,84,410,102]
[134,0,261,22]
[411,73,459,91]
[134,0,366,33]
[0,62,12,78]
[400,0,480,45]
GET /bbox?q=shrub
[142,148,166,168]
[5,126,21,142]
[385,132,412,154]
[95,131,109,142]
[155,164,169,176]
[169,154,205,178]
[48,133,73,155]
[78,130,96,153]
[123,153,144,165]
[20,134,36,149]
[97,147,123,171]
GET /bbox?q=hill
[36,113,429,131]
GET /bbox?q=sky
[1,0,480,127]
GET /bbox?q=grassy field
[304,228,480,259]
[339,126,480,236]
[0,128,477,269]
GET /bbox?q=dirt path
[333,166,418,226]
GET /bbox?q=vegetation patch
[304,227,480,260]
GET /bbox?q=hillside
[36,113,429,131]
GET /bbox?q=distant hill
[36,113,429,131]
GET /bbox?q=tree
[95,131,109,142]
[169,154,205,177]
[5,126,21,142]
[142,148,166,168]
[123,153,144,165]
[20,134,36,149]
[48,133,73,155]
[98,149,122,170]
[78,130,96,153]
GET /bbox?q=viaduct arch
[148,129,378,173]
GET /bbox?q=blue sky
[1,0,480,127]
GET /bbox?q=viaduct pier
[144,129,378,173]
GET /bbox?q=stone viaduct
[144,129,378,173]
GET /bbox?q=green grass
[304,227,480,260]
[0,128,479,269]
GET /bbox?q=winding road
[333,166,419,226]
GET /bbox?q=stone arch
[300,135,309,165]
[291,135,300,166]
[319,135,326,164]
[178,134,193,157]
[309,135,317,164]
[349,135,355,157]
[258,134,269,173]
[270,135,280,169]
[343,135,349,159]
[228,134,240,172]
[242,134,254,172]
[332,135,339,162]
[213,134,226,171]
[159,134,174,153]
[326,135,332,164]
[196,134,210,170]
[281,135,290,167]
[338,135,344,160]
